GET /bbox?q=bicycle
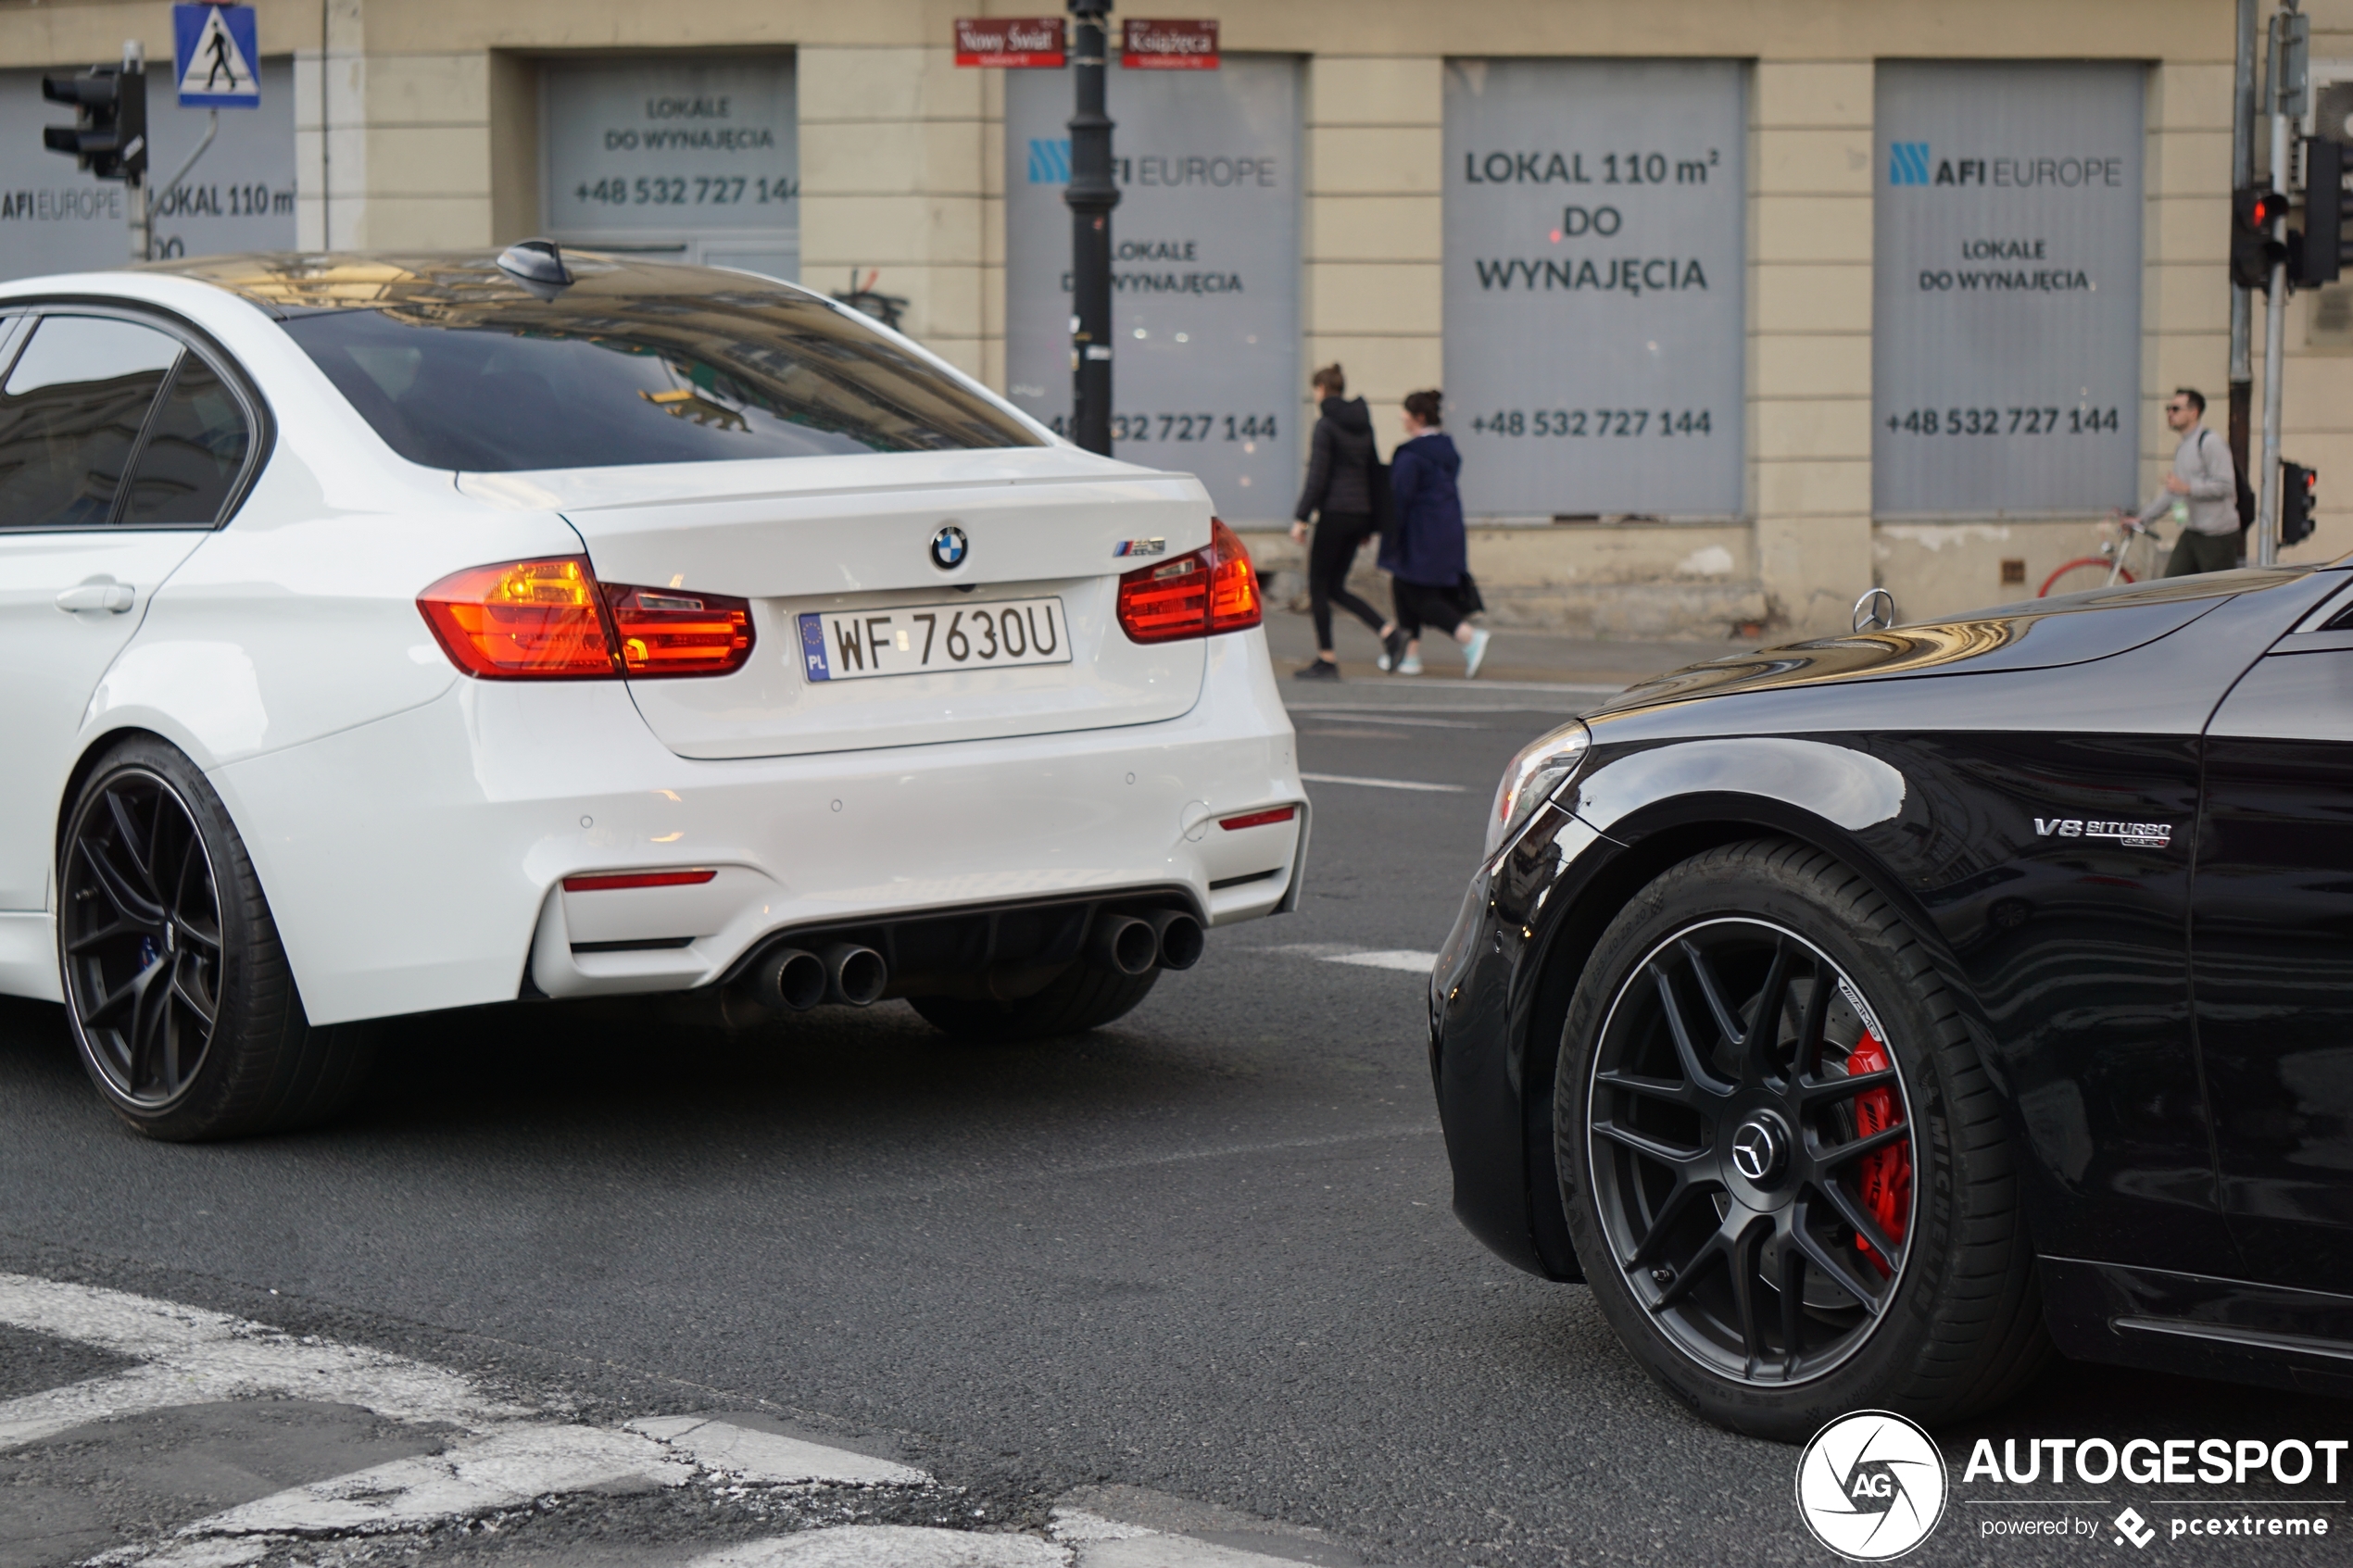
[2038,513,2167,596]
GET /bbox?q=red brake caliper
[1845,1032,1911,1276]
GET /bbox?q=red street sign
[1123,19,1219,69]
[953,17,1065,69]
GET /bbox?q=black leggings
[1390,579,1464,640]
[1306,512,1386,650]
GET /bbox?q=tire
[1554,838,2048,1441]
[57,735,379,1141]
[910,963,1159,1043]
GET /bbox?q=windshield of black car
[277,289,1041,471]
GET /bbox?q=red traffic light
[2237,187,2288,231]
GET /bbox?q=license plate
[797,598,1071,683]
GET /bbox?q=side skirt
[2040,1255,2353,1398]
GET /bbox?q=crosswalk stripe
[689,1524,1068,1566]
[1299,771,1466,793]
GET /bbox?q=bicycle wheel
[2038,558,2130,597]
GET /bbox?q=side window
[120,355,253,525]
[0,315,181,530]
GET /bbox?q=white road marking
[629,1414,929,1486]
[690,1525,1069,1566]
[1267,943,1441,974]
[4,1275,1345,1567]
[0,1274,522,1450]
[1325,949,1439,973]
[1282,709,1485,728]
[150,1424,689,1549]
[1298,771,1466,793]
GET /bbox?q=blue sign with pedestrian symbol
[172,4,261,108]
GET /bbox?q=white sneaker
[1463,627,1491,679]
[1396,652,1424,675]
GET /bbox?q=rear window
[278,286,1041,471]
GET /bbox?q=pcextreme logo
[1796,1411,1949,1561]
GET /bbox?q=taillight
[419,557,753,680]
[1115,518,1263,644]
[605,583,754,677]
[418,557,618,679]
[1207,518,1262,633]
[562,868,718,892]
[1218,805,1296,831]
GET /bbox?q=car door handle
[56,583,137,614]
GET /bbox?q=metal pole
[2259,8,2295,565]
[1064,0,1118,456]
[2231,0,2258,496]
[152,109,219,226]
[122,39,147,263]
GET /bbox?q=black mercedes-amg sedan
[1434,562,2353,1441]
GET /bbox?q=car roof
[128,248,826,320]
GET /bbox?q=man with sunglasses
[2133,387,2241,576]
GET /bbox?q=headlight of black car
[1484,718,1592,860]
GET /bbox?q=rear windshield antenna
[497,238,572,291]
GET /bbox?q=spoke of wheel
[65,915,146,958]
[1796,1065,1899,1108]
[1793,967,1832,1079]
[1592,1118,1706,1170]
[170,953,218,1028]
[77,834,167,931]
[122,954,171,1092]
[105,788,158,900]
[1681,938,1747,1042]
[1775,1222,1809,1378]
[1728,1215,1772,1376]
[1651,1222,1733,1311]
[1649,962,1736,1099]
[1594,1067,1694,1107]
[1814,1172,1906,1270]
[1789,1202,1887,1314]
[1742,940,1793,1086]
[1625,1175,1718,1270]
[1815,1120,1909,1172]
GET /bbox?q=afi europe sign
[1442,59,1746,520]
[1004,56,1299,520]
[1872,62,2145,516]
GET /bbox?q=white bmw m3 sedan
[1,245,1306,1140]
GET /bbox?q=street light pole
[2259,2,2306,566]
[1065,0,1119,456]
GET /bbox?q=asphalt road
[2,659,2348,1567]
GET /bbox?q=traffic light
[2234,185,2289,290]
[41,64,145,182]
[2293,138,2347,287]
[2283,461,2319,546]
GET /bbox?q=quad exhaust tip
[822,941,887,1007]
[1145,909,1204,972]
[1091,914,1160,977]
[756,947,828,1011]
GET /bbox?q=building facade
[4,0,2336,636]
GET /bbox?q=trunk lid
[460,447,1213,759]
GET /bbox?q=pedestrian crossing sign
[172,4,261,108]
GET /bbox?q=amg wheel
[1555,840,2047,1440]
[59,737,378,1141]
[910,964,1158,1043]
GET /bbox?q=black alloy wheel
[1583,917,1914,1385]
[60,767,223,1107]
[1555,840,2048,1439]
[58,737,380,1141]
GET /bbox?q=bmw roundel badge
[930,524,969,570]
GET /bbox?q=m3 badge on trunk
[930,525,968,570]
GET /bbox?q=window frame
[0,298,276,534]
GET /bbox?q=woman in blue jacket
[1378,390,1491,678]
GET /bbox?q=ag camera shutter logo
[1795,1411,1948,1561]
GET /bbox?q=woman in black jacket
[1289,364,1395,680]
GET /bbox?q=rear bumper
[210,631,1302,1024]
